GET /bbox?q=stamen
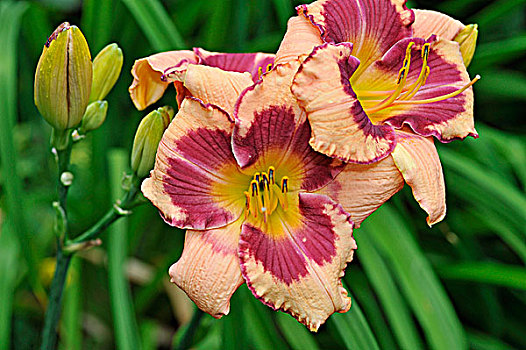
[257,66,263,79]
[266,64,273,72]
[360,42,480,115]
[391,75,480,106]
[245,170,290,219]
[365,42,414,114]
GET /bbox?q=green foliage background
[1,0,525,349]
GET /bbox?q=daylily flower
[273,0,479,225]
[139,43,405,329]
[129,47,274,110]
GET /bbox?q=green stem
[174,309,205,350]
[68,182,140,246]
[40,248,72,350]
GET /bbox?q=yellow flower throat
[358,42,480,116]
[244,166,290,222]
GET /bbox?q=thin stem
[174,308,206,350]
[68,182,140,246]
[41,132,74,350]
[40,248,72,350]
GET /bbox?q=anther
[266,64,272,72]
[268,166,275,185]
[251,180,259,196]
[281,177,289,193]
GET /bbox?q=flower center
[356,41,480,116]
[244,166,290,222]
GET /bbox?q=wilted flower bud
[79,100,108,134]
[454,24,478,67]
[34,22,92,131]
[131,106,175,177]
[89,43,123,102]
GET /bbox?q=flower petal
[183,64,254,118]
[315,156,404,227]
[413,10,465,42]
[274,16,323,66]
[297,0,414,78]
[142,97,249,230]
[169,218,244,318]
[292,43,396,164]
[129,50,197,110]
[238,192,356,331]
[194,48,275,82]
[233,61,342,192]
[357,37,477,141]
[391,130,446,226]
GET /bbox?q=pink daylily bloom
[140,55,404,330]
[274,0,479,225]
[129,48,274,110]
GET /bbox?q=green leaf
[276,313,320,350]
[0,220,19,350]
[329,284,380,350]
[474,70,526,101]
[469,0,526,27]
[472,34,526,69]
[61,257,83,350]
[356,233,424,350]
[362,205,467,350]
[0,0,45,303]
[122,0,185,51]
[271,0,292,29]
[81,0,116,52]
[107,149,141,350]
[240,287,288,350]
[437,262,526,290]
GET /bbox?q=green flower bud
[131,106,174,178]
[89,43,123,102]
[454,24,478,67]
[34,22,92,131]
[79,100,108,134]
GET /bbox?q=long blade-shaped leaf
[108,149,141,350]
[122,0,185,51]
[363,205,467,350]
[329,284,380,350]
[356,233,424,350]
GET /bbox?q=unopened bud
[131,106,174,178]
[79,100,108,134]
[34,22,92,131]
[454,24,478,67]
[89,43,123,102]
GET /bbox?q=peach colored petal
[391,131,446,226]
[315,156,404,227]
[169,218,244,318]
[183,64,253,118]
[233,60,306,168]
[239,193,356,331]
[274,16,323,66]
[413,9,465,42]
[142,97,249,230]
[292,43,396,164]
[129,50,197,110]
[298,0,414,79]
[194,48,275,82]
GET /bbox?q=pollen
[357,42,480,115]
[244,166,289,222]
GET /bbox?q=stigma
[358,42,480,115]
[244,166,289,222]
